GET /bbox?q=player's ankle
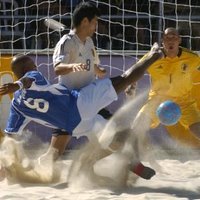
[131,162,156,180]
[132,162,145,175]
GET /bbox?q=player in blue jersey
[0,48,161,179]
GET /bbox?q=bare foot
[149,42,163,59]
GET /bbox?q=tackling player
[0,48,161,179]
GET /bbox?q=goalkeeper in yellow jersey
[132,27,200,146]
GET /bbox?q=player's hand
[0,83,19,95]
[72,63,87,72]
[95,67,106,78]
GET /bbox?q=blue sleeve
[4,104,29,134]
[24,71,49,86]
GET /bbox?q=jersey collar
[162,47,182,58]
[177,47,182,57]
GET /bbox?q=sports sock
[132,162,156,180]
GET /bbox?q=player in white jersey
[53,2,105,90]
[52,2,107,150]
[53,30,104,90]
[0,49,161,179]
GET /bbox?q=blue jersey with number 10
[5,71,81,135]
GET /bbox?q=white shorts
[73,114,108,137]
[74,78,118,136]
[77,78,118,120]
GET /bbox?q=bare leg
[120,111,156,180]
[111,45,162,94]
[0,166,5,181]
[50,135,71,156]
[38,135,71,164]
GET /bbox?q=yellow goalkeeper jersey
[139,47,200,128]
[144,47,200,106]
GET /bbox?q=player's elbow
[54,67,61,76]
[54,66,65,76]
[54,64,71,75]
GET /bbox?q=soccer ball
[156,100,181,126]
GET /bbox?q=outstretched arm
[0,77,34,95]
[54,63,88,75]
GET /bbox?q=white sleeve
[89,38,100,65]
[53,35,71,67]
[93,48,100,65]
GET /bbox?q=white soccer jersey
[53,30,100,90]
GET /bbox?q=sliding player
[0,47,161,179]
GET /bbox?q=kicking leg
[111,43,162,94]
[103,127,156,180]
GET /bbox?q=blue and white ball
[156,100,181,126]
